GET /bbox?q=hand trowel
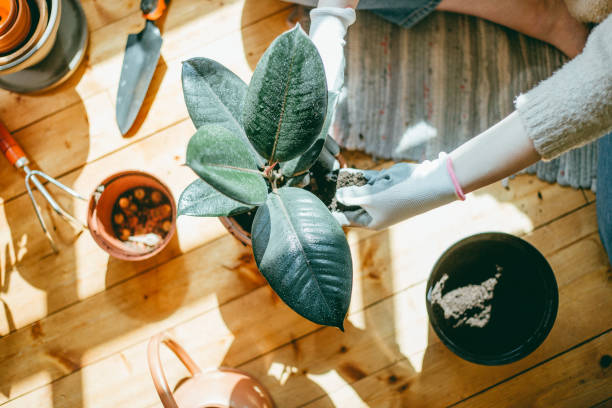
[116,0,168,135]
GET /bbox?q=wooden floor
[0,1,610,407]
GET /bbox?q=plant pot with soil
[87,170,177,261]
[425,232,559,365]
[177,24,353,330]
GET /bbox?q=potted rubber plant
[178,24,352,330]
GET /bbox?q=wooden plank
[79,0,140,32]
[1,202,603,406]
[0,6,292,204]
[0,0,291,132]
[451,331,612,408]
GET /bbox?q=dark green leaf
[182,58,265,167]
[186,124,268,205]
[281,91,339,177]
[243,24,327,163]
[178,178,254,217]
[251,187,352,329]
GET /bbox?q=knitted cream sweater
[565,0,612,22]
[515,10,612,160]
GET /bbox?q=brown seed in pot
[120,229,131,241]
[160,204,171,218]
[134,188,145,200]
[151,190,162,204]
[128,216,139,228]
[118,197,130,209]
[114,213,125,224]
[162,220,172,232]
[129,203,138,213]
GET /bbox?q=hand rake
[0,120,87,253]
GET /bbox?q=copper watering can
[148,333,275,408]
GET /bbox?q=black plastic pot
[425,232,558,365]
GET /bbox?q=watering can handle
[147,332,203,408]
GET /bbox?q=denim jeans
[353,0,443,28]
[597,132,612,265]
[289,0,442,28]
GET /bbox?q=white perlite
[431,271,502,329]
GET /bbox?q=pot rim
[425,231,559,365]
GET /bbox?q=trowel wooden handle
[141,0,167,21]
[0,120,27,167]
[147,332,202,408]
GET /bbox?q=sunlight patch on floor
[307,370,367,407]
[392,284,429,373]
[268,362,298,386]
[347,247,366,329]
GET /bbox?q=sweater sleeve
[514,13,612,161]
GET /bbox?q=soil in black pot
[328,170,367,212]
[232,208,257,235]
[428,238,555,359]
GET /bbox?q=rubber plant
[178,24,352,330]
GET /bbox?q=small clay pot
[221,152,347,247]
[148,333,275,408]
[0,0,18,36]
[0,0,60,75]
[87,170,177,261]
[0,0,30,54]
[425,232,558,365]
[0,0,47,65]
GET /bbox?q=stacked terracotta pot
[0,0,60,75]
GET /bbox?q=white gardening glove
[333,153,462,230]
[309,6,356,93]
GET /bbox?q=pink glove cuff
[446,157,466,201]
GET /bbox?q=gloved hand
[309,6,356,93]
[332,153,463,230]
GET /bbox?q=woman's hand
[332,154,459,230]
[317,0,359,8]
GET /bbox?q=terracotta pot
[148,333,275,408]
[87,170,177,261]
[0,0,17,36]
[0,0,60,75]
[0,0,30,54]
[221,152,348,247]
[0,0,47,65]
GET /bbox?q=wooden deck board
[0,1,610,407]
